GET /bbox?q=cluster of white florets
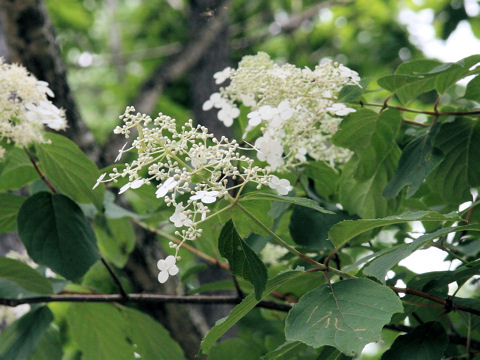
[0,59,67,158]
[95,107,293,281]
[203,52,360,169]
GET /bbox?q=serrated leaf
[232,200,273,238]
[240,192,331,213]
[0,307,53,360]
[200,269,305,355]
[36,133,105,209]
[329,210,459,249]
[333,109,402,181]
[285,279,403,356]
[17,192,99,280]
[381,322,448,360]
[378,56,480,103]
[0,148,38,191]
[123,307,186,360]
[339,150,401,219]
[218,220,267,299]
[363,224,480,282]
[94,216,135,268]
[383,124,443,199]
[337,85,364,102]
[0,257,52,294]
[427,118,480,203]
[289,206,352,251]
[303,161,340,199]
[68,303,133,360]
[464,75,480,101]
[0,193,25,232]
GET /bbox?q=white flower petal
[158,270,169,283]
[168,265,179,276]
[118,183,131,194]
[157,259,167,271]
[130,178,144,189]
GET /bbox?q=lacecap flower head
[0,59,67,158]
[95,107,293,281]
[204,52,361,170]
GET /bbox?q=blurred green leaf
[0,257,53,294]
[0,193,25,233]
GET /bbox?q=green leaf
[262,341,309,360]
[427,118,480,203]
[303,161,340,200]
[333,109,402,181]
[0,257,53,294]
[17,192,99,280]
[36,133,105,209]
[94,216,135,268]
[0,307,53,360]
[0,193,25,232]
[123,307,186,360]
[67,303,133,360]
[338,150,401,219]
[329,210,459,249]
[464,75,480,101]
[337,85,364,102]
[27,327,63,360]
[218,220,267,299]
[200,269,305,355]
[210,339,264,360]
[241,192,331,213]
[378,56,480,103]
[383,124,443,199]
[285,279,403,356]
[289,206,353,251]
[232,200,273,238]
[381,322,448,360]
[0,148,38,191]
[362,224,480,282]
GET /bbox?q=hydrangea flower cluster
[95,107,293,281]
[0,59,67,158]
[203,52,361,170]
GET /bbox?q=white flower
[25,101,66,130]
[213,67,232,84]
[247,110,262,128]
[169,203,192,227]
[202,92,225,111]
[190,190,219,204]
[327,103,355,116]
[114,142,128,162]
[217,103,239,127]
[35,80,55,98]
[118,178,144,194]
[157,255,179,283]
[255,136,284,170]
[156,177,178,198]
[239,94,256,107]
[268,175,292,195]
[93,173,106,189]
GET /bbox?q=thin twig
[362,102,480,116]
[100,257,129,300]
[0,293,291,311]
